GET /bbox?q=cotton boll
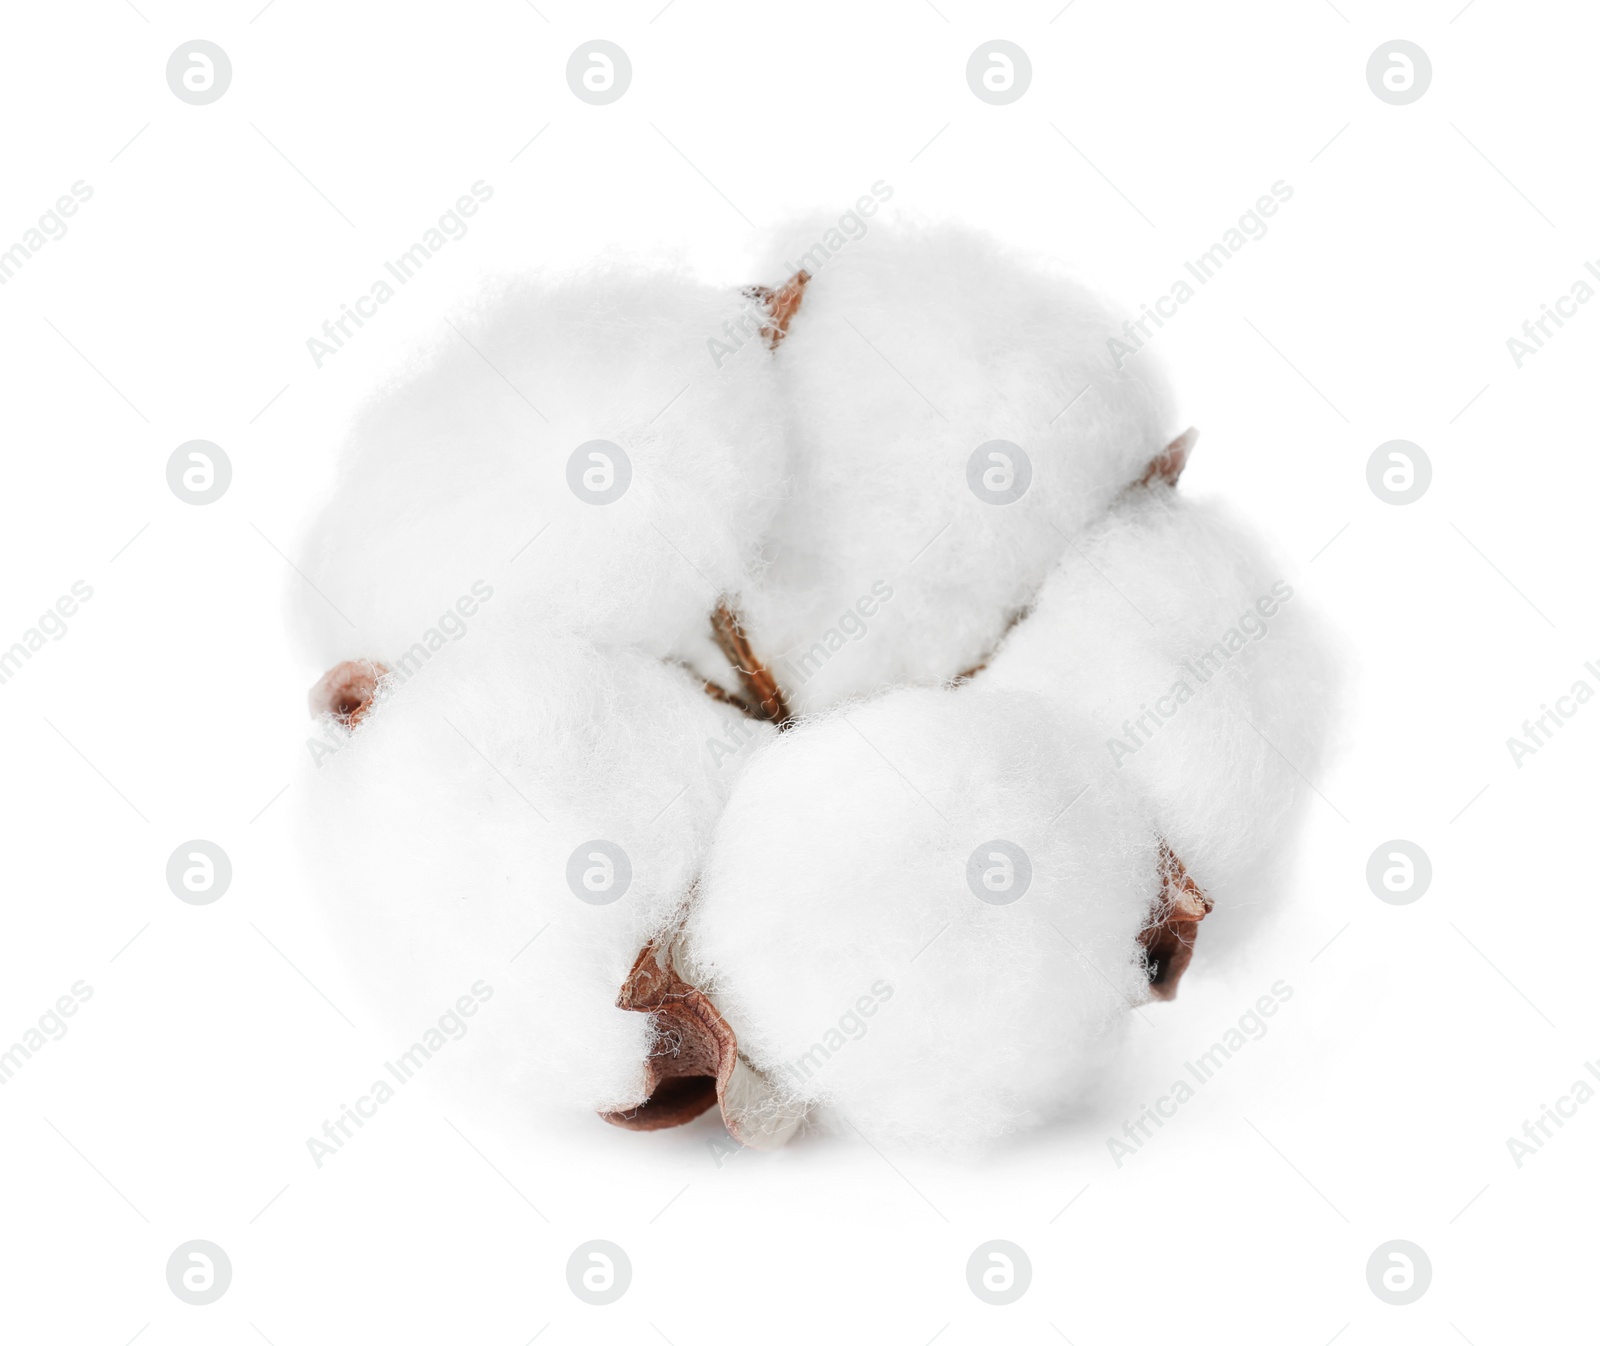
[680,685,1158,1151]
[298,618,775,1119]
[293,267,787,670]
[983,486,1340,948]
[736,218,1182,714]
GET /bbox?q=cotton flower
[679,685,1158,1151]
[294,267,789,671]
[298,620,773,1119]
[289,220,1336,1152]
[732,218,1183,715]
[983,483,1340,952]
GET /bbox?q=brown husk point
[309,659,388,727]
[600,941,734,1131]
[1140,843,1214,1000]
[600,939,805,1149]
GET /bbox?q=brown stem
[710,602,791,725]
[698,675,756,718]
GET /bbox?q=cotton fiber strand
[298,620,773,1118]
[681,687,1157,1150]
[287,218,1339,1154]
[985,488,1340,946]
[735,218,1183,714]
[294,268,788,669]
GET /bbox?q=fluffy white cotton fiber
[984,485,1339,947]
[298,618,773,1118]
[294,267,787,670]
[734,218,1182,714]
[287,216,1338,1154]
[680,686,1158,1150]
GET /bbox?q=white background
[2,1,1594,1342]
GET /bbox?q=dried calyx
[709,603,791,724]
[1140,425,1198,488]
[601,938,735,1131]
[1141,842,1214,999]
[310,659,388,727]
[600,934,804,1149]
[741,269,809,351]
